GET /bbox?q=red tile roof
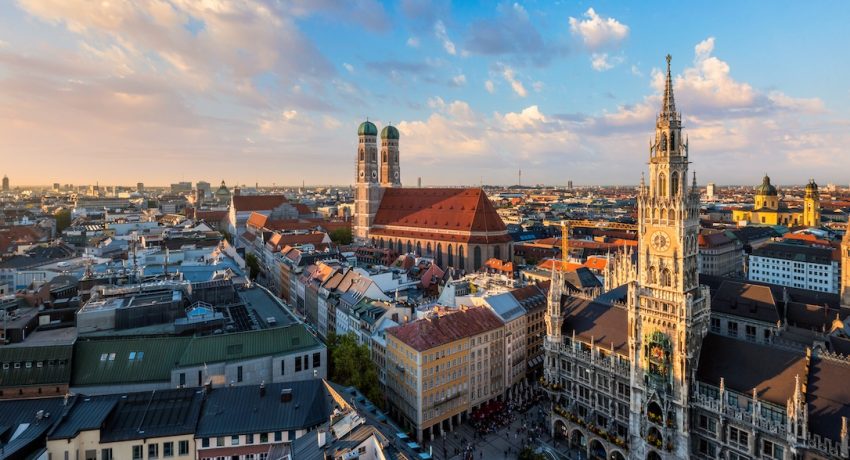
[370,188,510,244]
[192,210,228,222]
[246,212,268,229]
[232,195,288,212]
[388,307,503,352]
[267,232,329,251]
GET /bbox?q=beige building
[46,389,200,460]
[385,307,504,442]
[697,229,743,277]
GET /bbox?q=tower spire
[661,54,677,119]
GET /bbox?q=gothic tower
[380,125,401,187]
[842,221,850,306]
[354,120,383,242]
[803,179,821,227]
[627,55,711,459]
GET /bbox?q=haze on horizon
[1,1,848,187]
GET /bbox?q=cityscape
[2,2,850,460]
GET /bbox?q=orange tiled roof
[582,257,608,271]
[484,258,513,272]
[371,188,508,241]
[232,195,288,212]
[537,259,582,272]
[246,212,268,229]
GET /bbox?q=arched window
[660,209,667,221]
[447,245,454,267]
[378,238,384,249]
[397,239,402,253]
[473,246,482,271]
[494,245,501,260]
[406,240,412,254]
[671,172,679,196]
[359,150,364,161]
[382,151,387,162]
[436,243,443,267]
[652,208,658,220]
[426,242,432,256]
[416,242,422,256]
[658,173,666,197]
[661,269,672,287]
[669,131,675,150]
[648,267,657,284]
[458,246,465,270]
[660,133,667,152]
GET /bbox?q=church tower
[627,55,711,459]
[842,221,850,307]
[380,125,401,187]
[354,120,383,242]
[803,179,821,227]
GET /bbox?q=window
[728,321,738,337]
[280,360,285,375]
[275,431,282,442]
[148,443,159,459]
[216,437,225,447]
[179,373,186,386]
[163,442,173,457]
[763,440,784,459]
[710,318,720,333]
[295,356,302,372]
[132,445,143,460]
[260,433,269,443]
[237,366,243,383]
[231,435,239,446]
[102,448,113,460]
[202,438,210,448]
[729,426,749,448]
[178,440,189,456]
[246,434,254,445]
[85,450,96,460]
[745,325,756,341]
[698,414,717,434]
[313,352,321,368]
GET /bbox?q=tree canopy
[327,332,383,409]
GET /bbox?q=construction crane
[562,219,637,232]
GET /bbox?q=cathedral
[731,175,821,227]
[352,121,512,273]
[543,56,850,460]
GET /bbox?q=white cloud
[630,64,643,76]
[591,53,623,71]
[406,36,420,48]
[484,80,495,93]
[434,20,456,55]
[451,74,467,86]
[343,62,354,73]
[501,65,527,97]
[569,8,629,51]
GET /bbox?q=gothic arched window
[671,172,679,196]
[383,151,387,162]
[406,240,412,254]
[660,133,668,152]
[661,269,672,287]
[416,242,422,256]
[648,267,657,284]
[426,242,432,256]
[436,243,443,266]
[447,244,454,267]
[473,246,482,271]
[458,246,465,269]
[494,245,501,260]
[359,150,364,162]
[660,208,667,221]
[658,173,667,197]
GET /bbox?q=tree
[518,447,546,460]
[327,332,384,409]
[54,209,72,234]
[220,229,233,244]
[329,227,353,245]
[245,253,260,280]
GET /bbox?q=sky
[1,1,849,187]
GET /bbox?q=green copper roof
[380,125,399,140]
[756,175,778,196]
[358,120,378,136]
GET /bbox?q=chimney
[259,381,266,397]
[280,388,293,403]
[317,429,327,448]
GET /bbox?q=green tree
[327,332,384,409]
[329,227,353,245]
[220,229,233,244]
[54,209,72,234]
[518,447,546,460]
[245,253,260,280]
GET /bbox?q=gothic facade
[543,56,850,460]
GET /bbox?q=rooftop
[388,307,504,352]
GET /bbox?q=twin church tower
[353,121,401,241]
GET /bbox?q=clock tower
[627,55,710,459]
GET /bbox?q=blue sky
[1,1,848,186]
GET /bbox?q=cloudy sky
[1,1,849,187]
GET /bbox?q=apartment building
[385,307,504,442]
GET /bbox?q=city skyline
[2,2,849,186]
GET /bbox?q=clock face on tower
[651,230,670,252]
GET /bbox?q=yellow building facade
[731,175,821,227]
